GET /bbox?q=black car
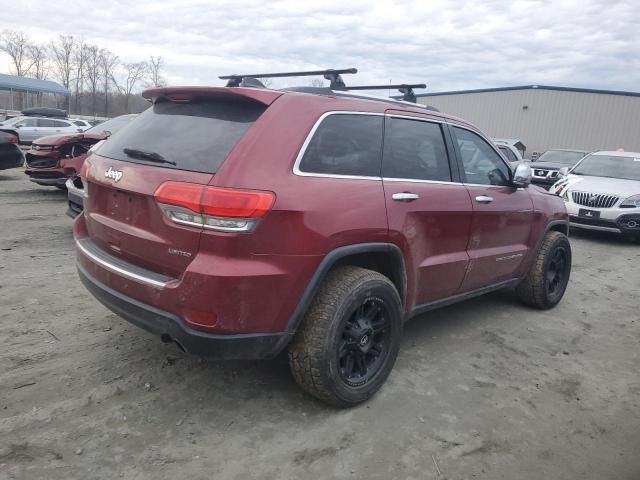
[0,131,24,170]
[531,149,589,188]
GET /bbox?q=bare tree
[50,35,75,109]
[28,44,49,80]
[310,78,324,88]
[0,30,34,77]
[99,48,118,116]
[85,45,100,115]
[73,40,89,113]
[258,78,273,88]
[113,61,147,113]
[147,55,166,88]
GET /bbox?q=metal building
[415,85,640,158]
[0,74,70,113]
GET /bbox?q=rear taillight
[154,182,275,233]
[7,135,18,144]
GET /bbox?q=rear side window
[98,99,267,173]
[383,117,451,181]
[298,114,383,177]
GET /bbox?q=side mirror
[15,124,22,128]
[512,163,532,188]
[558,167,570,177]
[103,130,112,137]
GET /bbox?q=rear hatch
[83,87,279,278]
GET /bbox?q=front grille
[571,191,619,209]
[25,154,58,169]
[533,169,558,179]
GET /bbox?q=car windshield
[1,116,26,126]
[537,150,585,164]
[85,115,136,135]
[572,154,640,181]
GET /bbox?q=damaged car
[24,114,136,189]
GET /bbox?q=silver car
[0,116,82,143]
[550,151,640,243]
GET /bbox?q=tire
[516,231,571,309]
[288,266,402,407]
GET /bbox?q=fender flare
[521,219,570,277]
[285,242,406,333]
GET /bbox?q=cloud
[2,0,639,95]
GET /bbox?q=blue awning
[0,74,70,96]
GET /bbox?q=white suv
[550,151,640,243]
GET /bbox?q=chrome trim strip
[382,177,462,186]
[386,113,444,124]
[76,238,175,288]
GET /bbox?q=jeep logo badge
[105,167,123,182]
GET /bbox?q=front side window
[298,114,383,177]
[383,117,451,181]
[453,127,511,186]
[19,118,38,127]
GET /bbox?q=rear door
[83,94,270,278]
[450,125,533,291]
[382,113,473,306]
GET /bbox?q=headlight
[562,189,569,201]
[620,194,640,208]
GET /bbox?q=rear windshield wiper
[123,148,176,165]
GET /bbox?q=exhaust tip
[160,333,186,353]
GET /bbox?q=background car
[495,142,524,164]
[70,119,92,131]
[492,138,527,164]
[0,115,83,144]
[25,114,137,189]
[0,131,24,170]
[530,149,589,188]
[550,150,640,243]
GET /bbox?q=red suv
[74,74,571,407]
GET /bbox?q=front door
[18,118,40,142]
[382,114,473,308]
[450,126,533,291]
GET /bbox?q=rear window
[98,99,266,173]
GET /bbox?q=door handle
[475,195,494,203]
[392,192,419,202]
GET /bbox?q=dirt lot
[1,168,639,480]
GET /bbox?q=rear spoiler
[142,86,283,106]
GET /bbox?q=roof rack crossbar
[220,68,357,89]
[343,83,426,103]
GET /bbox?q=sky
[2,0,639,96]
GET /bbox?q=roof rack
[342,83,426,103]
[219,68,357,90]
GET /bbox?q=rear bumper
[78,263,291,359]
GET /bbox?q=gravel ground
[1,168,639,480]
